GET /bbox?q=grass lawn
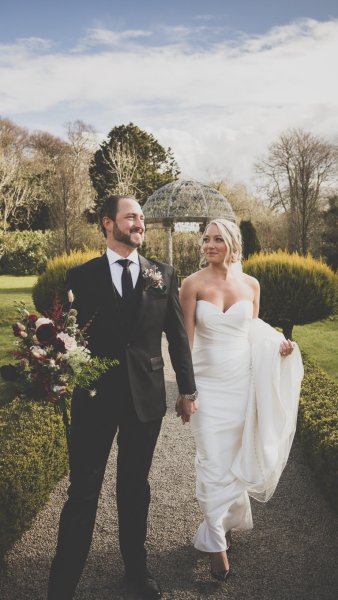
[0,275,37,404]
[293,316,338,384]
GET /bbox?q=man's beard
[113,222,144,248]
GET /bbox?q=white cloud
[0,19,337,189]
[74,27,152,51]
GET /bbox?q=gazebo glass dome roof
[143,179,235,224]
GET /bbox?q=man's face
[106,197,145,249]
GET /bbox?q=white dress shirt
[106,247,140,297]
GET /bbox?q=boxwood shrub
[0,230,54,275]
[298,356,338,511]
[33,250,100,314]
[0,397,68,565]
[244,251,337,339]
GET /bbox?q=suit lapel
[133,255,157,330]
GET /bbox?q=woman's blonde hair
[200,219,242,268]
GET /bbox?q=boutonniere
[142,266,167,295]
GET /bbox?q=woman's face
[202,224,229,265]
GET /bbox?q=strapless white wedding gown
[191,300,303,553]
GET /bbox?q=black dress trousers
[47,280,163,599]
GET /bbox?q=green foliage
[244,251,337,338]
[79,357,119,392]
[240,219,261,258]
[0,230,53,275]
[142,229,200,276]
[298,356,338,511]
[33,250,100,314]
[0,276,37,406]
[320,196,338,271]
[173,231,201,276]
[47,223,105,258]
[0,397,68,564]
[89,122,180,208]
[294,316,338,383]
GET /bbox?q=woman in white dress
[177,219,303,581]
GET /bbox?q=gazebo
[142,179,235,264]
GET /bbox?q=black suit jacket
[66,253,196,422]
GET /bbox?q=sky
[1,1,338,189]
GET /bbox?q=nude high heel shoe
[209,551,230,582]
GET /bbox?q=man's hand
[175,394,199,425]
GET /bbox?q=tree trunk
[281,322,294,340]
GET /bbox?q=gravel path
[1,339,337,600]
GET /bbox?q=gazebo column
[164,223,174,265]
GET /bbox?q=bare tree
[256,129,337,254]
[101,141,139,196]
[211,179,288,251]
[0,118,33,230]
[31,122,97,254]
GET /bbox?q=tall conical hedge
[33,250,100,314]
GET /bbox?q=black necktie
[117,259,134,302]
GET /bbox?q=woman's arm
[252,278,260,319]
[249,275,294,355]
[179,276,197,350]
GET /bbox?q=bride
[177,219,303,581]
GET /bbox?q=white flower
[89,389,97,397]
[65,346,91,374]
[35,317,53,329]
[30,345,47,358]
[142,266,166,290]
[52,385,67,395]
[57,332,77,351]
[67,289,75,303]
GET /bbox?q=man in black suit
[47,196,198,600]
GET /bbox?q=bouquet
[0,292,117,449]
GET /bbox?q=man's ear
[102,216,112,229]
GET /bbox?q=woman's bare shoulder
[180,270,206,293]
[242,272,260,290]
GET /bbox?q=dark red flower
[36,323,57,344]
[0,364,19,381]
[12,322,25,337]
[28,314,38,322]
[54,337,66,353]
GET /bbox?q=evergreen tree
[240,219,261,259]
[89,123,180,210]
[321,196,338,270]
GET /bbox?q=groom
[47,195,198,600]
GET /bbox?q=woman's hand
[279,339,295,356]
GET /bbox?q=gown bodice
[194,299,253,345]
[192,300,253,379]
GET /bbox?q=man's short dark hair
[99,195,135,237]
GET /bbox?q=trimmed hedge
[298,356,338,511]
[33,250,100,314]
[244,251,337,338]
[0,230,54,275]
[0,398,68,565]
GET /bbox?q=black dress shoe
[124,571,162,600]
